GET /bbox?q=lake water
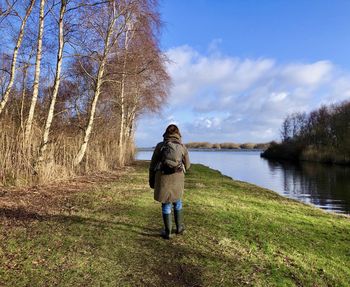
[137,149,350,215]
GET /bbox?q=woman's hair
[164,124,181,137]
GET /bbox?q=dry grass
[0,121,134,187]
[186,142,214,149]
[220,142,241,149]
[185,142,270,150]
[0,168,128,223]
[240,143,256,149]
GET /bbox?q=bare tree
[0,0,18,20]
[117,20,135,166]
[73,0,131,166]
[280,115,292,142]
[24,0,46,144]
[0,0,170,185]
[107,1,169,166]
[0,0,35,115]
[37,0,67,166]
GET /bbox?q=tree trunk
[24,0,46,144]
[73,14,116,166]
[0,0,35,115]
[37,0,66,165]
[73,64,105,166]
[118,67,126,166]
[20,64,29,134]
[118,23,134,166]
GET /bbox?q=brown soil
[0,168,129,227]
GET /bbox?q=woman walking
[149,124,190,239]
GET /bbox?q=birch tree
[0,0,170,186]
[73,0,131,166]
[0,0,18,20]
[0,0,35,115]
[116,7,169,165]
[117,20,135,166]
[37,0,67,165]
[24,0,46,144]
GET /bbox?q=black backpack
[160,140,184,174]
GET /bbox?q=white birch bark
[125,89,138,143]
[73,10,117,167]
[73,61,106,167]
[0,0,35,115]
[127,111,135,143]
[20,64,29,133]
[37,0,66,165]
[24,0,46,144]
[118,61,126,166]
[118,22,134,166]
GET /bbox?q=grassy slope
[1,161,349,286]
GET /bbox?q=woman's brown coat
[149,133,190,203]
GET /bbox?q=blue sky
[136,0,350,147]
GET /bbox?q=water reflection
[265,159,350,214]
[137,150,350,214]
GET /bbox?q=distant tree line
[185,142,270,150]
[262,101,350,164]
[0,0,170,186]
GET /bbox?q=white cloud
[281,61,333,86]
[136,45,350,147]
[269,92,288,102]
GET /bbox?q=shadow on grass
[1,206,328,286]
[137,235,206,286]
[0,206,158,236]
[1,207,44,221]
[1,206,207,285]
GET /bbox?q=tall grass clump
[0,120,130,186]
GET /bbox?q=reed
[0,120,133,186]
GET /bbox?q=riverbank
[1,161,349,286]
[185,142,270,150]
[261,142,350,165]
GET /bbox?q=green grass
[1,161,350,286]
